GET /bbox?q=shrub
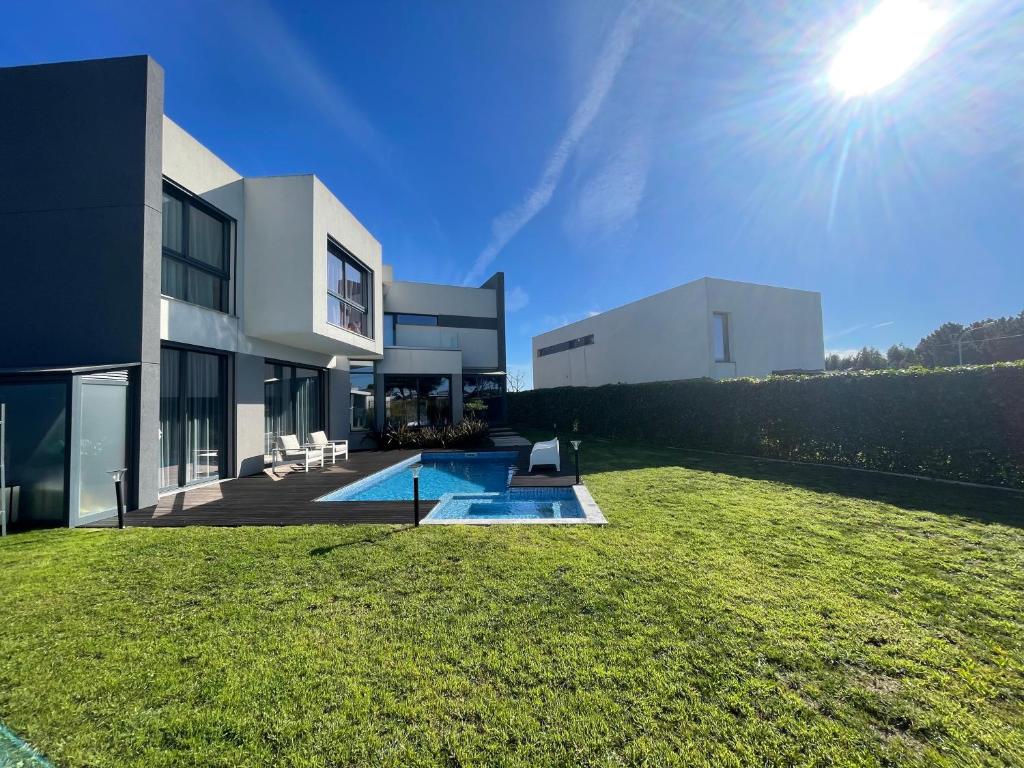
[371,419,490,450]
[508,363,1024,488]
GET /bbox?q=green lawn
[1,438,1023,767]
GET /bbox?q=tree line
[825,310,1024,371]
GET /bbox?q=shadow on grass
[520,430,1024,529]
[308,525,415,556]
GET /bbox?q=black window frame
[537,334,595,357]
[161,180,232,313]
[349,361,376,432]
[383,313,439,347]
[327,239,373,338]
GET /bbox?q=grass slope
[1,438,1022,767]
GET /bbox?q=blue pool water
[318,451,518,502]
[425,487,584,522]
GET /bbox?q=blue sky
[4,0,1022,386]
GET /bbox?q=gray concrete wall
[234,352,266,477]
[0,55,165,509]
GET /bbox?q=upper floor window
[383,313,437,346]
[161,182,230,312]
[713,312,731,362]
[327,242,371,337]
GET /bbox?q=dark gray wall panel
[0,56,156,214]
[0,55,165,510]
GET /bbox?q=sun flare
[829,0,948,98]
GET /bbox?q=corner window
[161,182,230,312]
[327,242,371,337]
[350,362,375,431]
[713,312,731,362]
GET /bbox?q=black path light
[570,440,581,485]
[411,463,422,526]
[108,468,128,529]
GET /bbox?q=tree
[916,312,1024,367]
[886,344,920,369]
[506,370,527,393]
[825,346,887,371]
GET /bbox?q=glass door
[264,363,325,456]
[160,347,225,491]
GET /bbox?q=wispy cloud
[506,286,530,313]
[462,0,652,285]
[569,128,651,241]
[872,320,895,328]
[824,323,867,341]
[229,0,390,167]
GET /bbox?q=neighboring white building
[532,277,824,389]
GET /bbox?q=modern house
[532,277,824,389]
[0,55,506,530]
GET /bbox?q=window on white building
[713,312,731,362]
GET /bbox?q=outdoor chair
[528,437,561,473]
[274,434,325,472]
[307,431,349,464]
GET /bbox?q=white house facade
[532,278,824,389]
[0,55,505,529]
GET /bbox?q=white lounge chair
[307,431,348,464]
[274,434,324,472]
[528,438,561,473]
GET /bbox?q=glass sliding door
[383,375,452,428]
[159,347,226,491]
[185,352,223,484]
[159,349,182,490]
[263,362,325,455]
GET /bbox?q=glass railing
[391,326,460,349]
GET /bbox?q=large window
[713,312,731,362]
[327,242,371,337]
[383,375,451,427]
[264,363,326,455]
[159,347,226,490]
[161,183,231,312]
[462,374,505,423]
[350,362,375,431]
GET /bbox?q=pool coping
[420,484,606,526]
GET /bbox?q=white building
[532,277,824,389]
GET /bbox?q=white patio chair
[528,437,561,473]
[274,434,324,472]
[306,431,349,464]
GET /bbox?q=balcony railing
[391,326,459,350]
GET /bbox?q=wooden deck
[87,442,577,528]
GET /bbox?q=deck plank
[85,440,578,528]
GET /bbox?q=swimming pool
[425,487,582,521]
[424,485,606,525]
[317,451,518,502]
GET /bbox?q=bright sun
[829,0,948,98]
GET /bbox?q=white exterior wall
[532,278,823,389]
[160,119,348,369]
[382,280,501,371]
[241,175,383,359]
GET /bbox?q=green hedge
[509,362,1024,488]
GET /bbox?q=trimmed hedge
[509,362,1024,488]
